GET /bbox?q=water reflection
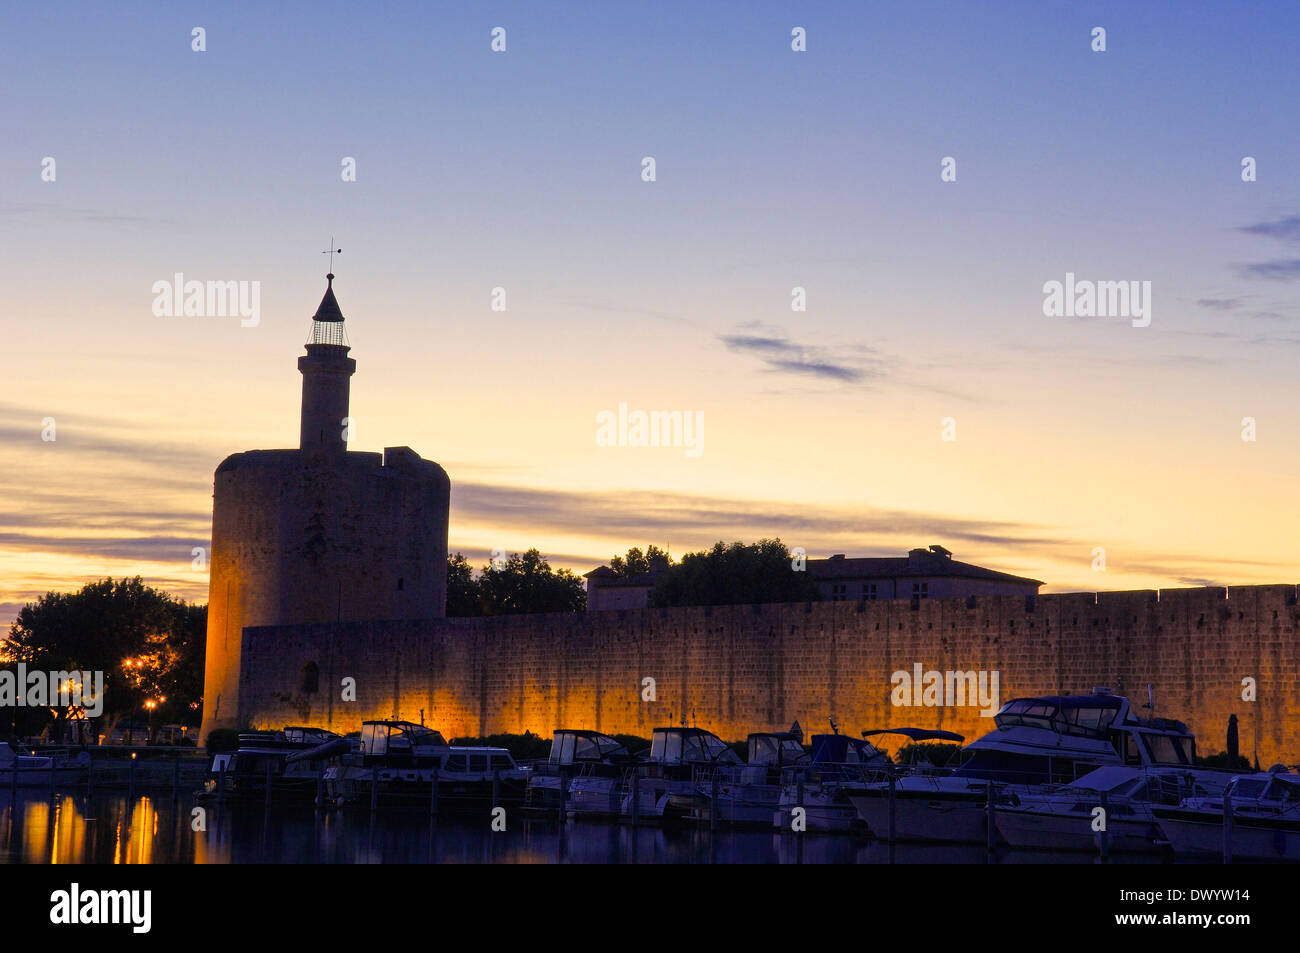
[0,794,1171,864]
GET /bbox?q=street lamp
[144,699,157,745]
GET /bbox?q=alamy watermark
[1042,272,1150,327]
[595,402,703,458]
[891,663,1000,717]
[0,665,104,718]
[152,273,260,327]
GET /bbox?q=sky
[2,1,1300,624]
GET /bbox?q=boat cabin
[648,727,741,766]
[1225,772,1300,807]
[548,730,628,765]
[810,734,885,764]
[994,694,1125,738]
[746,732,809,766]
[959,692,1198,784]
[358,721,449,765]
[281,726,339,747]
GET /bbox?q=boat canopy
[861,728,965,743]
[548,730,627,764]
[994,695,1125,737]
[810,734,886,764]
[649,727,741,765]
[746,732,809,766]
[1228,772,1300,802]
[359,721,448,757]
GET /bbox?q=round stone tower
[199,275,450,742]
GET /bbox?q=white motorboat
[566,726,740,823]
[688,729,810,826]
[525,729,631,811]
[0,741,89,787]
[996,764,1222,852]
[847,689,1203,843]
[324,720,527,810]
[773,728,955,833]
[1154,769,1300,860]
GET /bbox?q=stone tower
[199,274,450,743]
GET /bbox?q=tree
[647,538,822,608]
[445,552,482,616]
[609,544,673,577]
[476,549,586,615]
[2,577,206,738]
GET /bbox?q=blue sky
[3,0,1300,621]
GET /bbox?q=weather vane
[322,238,342,273]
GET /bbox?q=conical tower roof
[313,273,345,322]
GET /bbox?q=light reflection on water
[0,794,1167,864]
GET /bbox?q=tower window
[300,661,320,694]
[912,582,929,599]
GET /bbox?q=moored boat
[205,726,343,801]
[776,728,959,833]
[847,689,1202,843]
[0,741,89,787]
[995,765,1218,853]
[525,729,631,812]
[1153,769,1300,860]
[324,720,526,810]
[687,728,810,826]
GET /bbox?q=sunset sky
[3,1,1300,625]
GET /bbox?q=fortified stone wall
[235,584,1300,765]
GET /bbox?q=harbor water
[0,792,1175,864]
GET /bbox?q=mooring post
[492,768,500,811]
[86,759,94,799]
[128,754,136,800]
[630,765,640,827]
[710,771,719,832]
[558,766,567,821]
[1099,791,1110,860]
[264,761,273,809]
[172,754,181,800]
[888,774,897,844]
[217,761,226,805]
[370,766,379,813]
[1223,793,1234,864]
[430,765,439,817]
[986,781,996,852]
[49,761,56,799]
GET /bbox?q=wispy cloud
[1238,215,1300,243]
[1196,297,1242,310]
[1234,214,1300,281]
[1239,260,1300,281]
[0,202,172,229]
[719,325,885,385]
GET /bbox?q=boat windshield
[748,735,809,765]
[1263,778,1300,803]
[651,731,741,764]
[995,699,1117,736]
[1139,732,1193,766]
[549,732,626,764]
[359,723,446,756]
[1231,778,1268,798]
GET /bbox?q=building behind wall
[583,544,1041,610]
